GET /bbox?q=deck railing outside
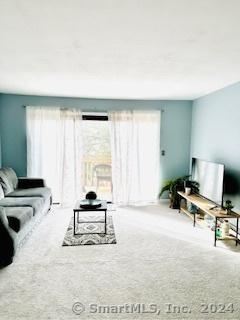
[83,156,112,201]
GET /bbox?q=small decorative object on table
[86,191,97,200]
[223,200,234,214]
[187,201,198,214]
[184,180,191,195]
[80,191,101,209]
[216,227,222,238]
[221,220,230,237]
[204,214,214,228]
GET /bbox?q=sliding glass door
[82,117,112,202]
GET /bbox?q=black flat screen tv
[191,158,225,206]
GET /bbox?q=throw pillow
[1,167,18,189]
[0,169,15,195]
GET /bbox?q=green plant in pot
[223,200,234,214]
[184,180,199,194]
[159,175,188,209]
[159,176,199,209]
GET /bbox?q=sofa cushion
[0,184,4,200]
[0,168,18,194]
[7,187,51,201]
[5,207,33,232]
[0,197,44,216]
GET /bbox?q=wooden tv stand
[178,191,240,247]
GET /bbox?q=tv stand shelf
[178,191,240,247]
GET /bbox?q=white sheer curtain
[109,110,161,205]
[26,107,83,206]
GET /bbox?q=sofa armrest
[18,177,46,189]
[0,207,15,266]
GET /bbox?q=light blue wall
[0,94,192,187]
[191,81,240,209]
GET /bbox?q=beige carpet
[1,202,240,320]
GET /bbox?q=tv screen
[191,158,224,206]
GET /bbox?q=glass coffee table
[73,200,107,235]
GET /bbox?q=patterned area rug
[62,215,117,246]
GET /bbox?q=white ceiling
[0,0,240,100]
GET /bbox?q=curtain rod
[22,105,107,112]
[23,105,165,111]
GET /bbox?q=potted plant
[223,200,234,214]
[159,176,199,209]
[184,180,199,195]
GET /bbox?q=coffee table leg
[105,209,107,234]
[74,211,76,235]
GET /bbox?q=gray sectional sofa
[0,167,52,266]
